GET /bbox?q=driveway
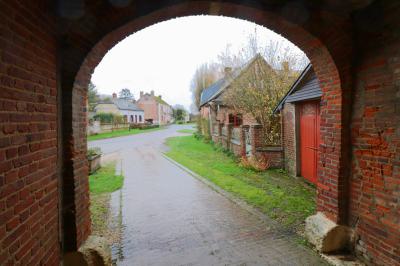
[88,125,326,265]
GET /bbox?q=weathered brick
[6,217,19,231]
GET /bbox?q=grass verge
[177,129,195,134]
[89,162,124,235]
[88,126,164,141]
[164,135,316,232]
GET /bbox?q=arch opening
[62,1,351,254]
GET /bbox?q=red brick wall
[255,149,283,169]
[215,106,257,126]
[282,103,297,176]
[137,97,158,122]
[0,1,60,264]
[349,2,400,264]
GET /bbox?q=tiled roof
[199,78,227,106]
[113,98,143,111]
[273,64,321,114]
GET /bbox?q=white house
[94,93,145,123]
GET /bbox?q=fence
[211,123,283,168]
[87,121,131,135]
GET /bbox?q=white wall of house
[119,110,145,123]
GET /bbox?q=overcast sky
[91,15,306,111]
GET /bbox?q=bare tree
[218,27,308,72]
[262,39,308,71]
[119,88,134,100]
[88,82,99,111]
[220,30,306,145]
[190,62,219,109]
[217,44,244,70]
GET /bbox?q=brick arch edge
[67,1,351,251]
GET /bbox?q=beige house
[94,93,145,123]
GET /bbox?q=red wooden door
[300,101,320,184]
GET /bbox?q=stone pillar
[226,123,233,150]
[240,125,249,157]
[250,124,263,156]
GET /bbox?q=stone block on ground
[305,212,352,253]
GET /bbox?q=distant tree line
[88,84,136,112]
[173,104,187,123]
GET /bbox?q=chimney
[140,91,143,98]
[112,92,117,99]
[224,67,232,76]
[150,90,154,96]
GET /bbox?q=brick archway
[3,1,400,264]
[64,1,352,252]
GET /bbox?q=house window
[139,115,142,122]
[229,114,243,127]
[130,115,134,122]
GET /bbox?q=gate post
[226,123,233,150]
[240,125,249,157]
[250,124,263,156]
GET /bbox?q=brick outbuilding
[274,64,322,184]
[0,1,399,265]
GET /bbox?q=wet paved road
[89,125,326,265]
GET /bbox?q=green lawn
[165,136,316,231]
[177,129,195,134]
[88,127,164,141]
[89,162,124,234]
[89,162,124,194]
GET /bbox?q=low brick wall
[212,134,219,144]
[255,146,283,168]
[231,140,242,157]
[222,136,229,149]
[211,124,283,168]
[87,122,130,135]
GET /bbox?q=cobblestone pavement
[89,125,327,266]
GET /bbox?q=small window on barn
[229,114,243,127]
